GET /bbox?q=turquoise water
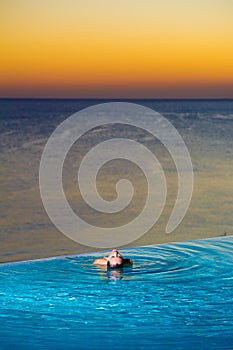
[0,237,233,349]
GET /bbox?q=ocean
[0,99,232,262]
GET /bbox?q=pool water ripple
[0,237,233,349]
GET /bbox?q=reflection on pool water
[0,237,233,350]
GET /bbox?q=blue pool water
[0,237,233,350]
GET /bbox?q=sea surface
[0,236,232,349]
[0,99,233,262]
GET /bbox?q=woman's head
[107,256,123,269]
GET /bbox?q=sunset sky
[1,0,233,98]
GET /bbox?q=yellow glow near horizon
[1,0,233,98]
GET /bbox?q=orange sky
[1,0,233,98]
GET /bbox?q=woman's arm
[93,257,108,266]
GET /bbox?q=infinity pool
[0,237,233,349]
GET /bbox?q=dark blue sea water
[0,236,233,350]
[1,99,233,262]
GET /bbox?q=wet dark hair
[107,260,124,269]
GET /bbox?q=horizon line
[0,97,233,101]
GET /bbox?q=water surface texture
[0,237,232,349]
[1,99,233,262]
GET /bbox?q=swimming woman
[93,249,133,268]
